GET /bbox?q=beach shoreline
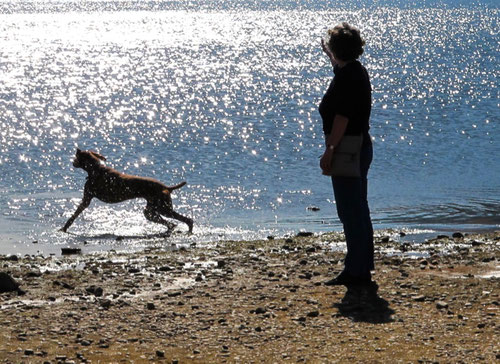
[0,230,499,362]
[2,223,500,258]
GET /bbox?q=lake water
[0,0,498,255]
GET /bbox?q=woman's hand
[321,38,330,55]
[321,38,336,66]
[320,147,334,175]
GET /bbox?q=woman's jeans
[331,136,374,277]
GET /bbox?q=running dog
[61,149,193,234]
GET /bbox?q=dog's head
[73,148,106,169]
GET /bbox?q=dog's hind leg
[144,203,176,233]
[171,211,193,233]
[157,192,193,233]
[159,208,193,234]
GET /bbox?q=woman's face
[330,50,343,66]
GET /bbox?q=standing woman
[319,23,374,285]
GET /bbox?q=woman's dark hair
[327,23,365,61]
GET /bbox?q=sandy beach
[0,230,499,363]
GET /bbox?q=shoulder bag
[326,134,363,178]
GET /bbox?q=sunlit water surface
[0,0,498,255]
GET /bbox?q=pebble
[306,206,320,212]
[100,299,112,309]
[299,272,313,279]
[436,301,448,309]
[147,302,156,310]
[61,247,81,255]
[53,281,74,290]
[86,285,103,297]
[26,271,42,278]
[253,307,267,314]
[156,350,165,358]
[307,311,319,318]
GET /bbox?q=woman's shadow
[333,282,394,323]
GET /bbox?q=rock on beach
[0,272,23,294]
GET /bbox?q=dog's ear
[90,151,106,161]
[76,148,81,154]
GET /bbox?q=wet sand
[0,230,499,363]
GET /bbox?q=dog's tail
[164,181,186,192]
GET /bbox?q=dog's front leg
[60,194,92,232]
